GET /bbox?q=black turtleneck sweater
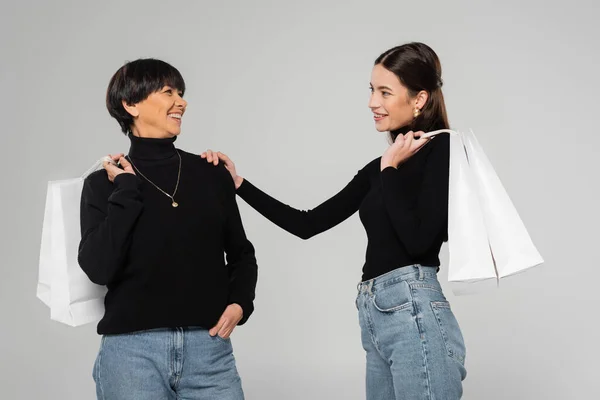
[236,132,450,281]
[78,134,257,335]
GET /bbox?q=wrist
[234,176,244,190]
[380,160,396,171]
[230,303,244,317]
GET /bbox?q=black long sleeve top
[236,133,450,281]
[78,134,258,334]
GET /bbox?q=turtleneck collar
[390,127,407,138]
[127,133,177,160]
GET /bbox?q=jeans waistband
[357,264,437,294]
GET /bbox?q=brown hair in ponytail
[374,42,449,141]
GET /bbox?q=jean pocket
[372,280,413,313]
[430,301,466,365]
[215,334,231,343]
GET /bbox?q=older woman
[78,58,257,400]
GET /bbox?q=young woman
[78,58,257,399]
[202,42,467,399]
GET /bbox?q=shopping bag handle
[81,156,113,179]
[421,129,459,139]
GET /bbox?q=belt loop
[367,280,373,295]
[418,264,424,281]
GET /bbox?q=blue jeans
[93,327,244,400]
[356,265,467,400]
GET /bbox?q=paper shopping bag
[37,158,108,326]
[461,129,543,278]
[423,130,498,293]
[424,129,543,293]
[442,130,499,293]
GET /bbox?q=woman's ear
[122,100,139,118]
[414,90,429,110]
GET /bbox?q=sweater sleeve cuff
[228,298,254,326]
[114,173,142,190]
[381,164,417,186]
[380,166,397,179]
[235,178,253,198]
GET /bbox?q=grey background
[2,0,598,398]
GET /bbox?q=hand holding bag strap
[421,129,459,139]
[81,156,113,179]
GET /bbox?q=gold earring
[414,108,421,118]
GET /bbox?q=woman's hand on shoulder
[200,150,244,189]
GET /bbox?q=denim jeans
[356,265,467,400]
[93,327,244,400]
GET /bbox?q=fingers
[210,150,227,166]
[104,155,117,166]
[118,157,131,169]
[209,305,242,339]
[209,150,219,166]
[200,151,213,162]
[218,319,233,339]
[117,157,135,174]
[103,161,119,182]
[404,131,415,150]
[411,131,431,151]
[216,152,232,168]
[403,131,431,152]
[217,309,241,339]
[204,150,220,165]
[394,132,416,149]
[103,160,118,171]
[209,316,226,337]
[200,151,231,166]
[394,133,405,146]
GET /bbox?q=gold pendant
[172,201,179,208]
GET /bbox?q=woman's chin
[373,123,388,133]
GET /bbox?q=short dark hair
[375,42,449,141]
[106,58,186,134]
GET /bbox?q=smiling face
[368,64,427,133]
[123,86,187,138]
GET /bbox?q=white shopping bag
[424,130,498,294]
[37,158,109,326]
[423,129,543,294]
[461,129,544,278]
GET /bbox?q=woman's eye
[382,91,391,96]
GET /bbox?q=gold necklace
[127,151,182,208]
